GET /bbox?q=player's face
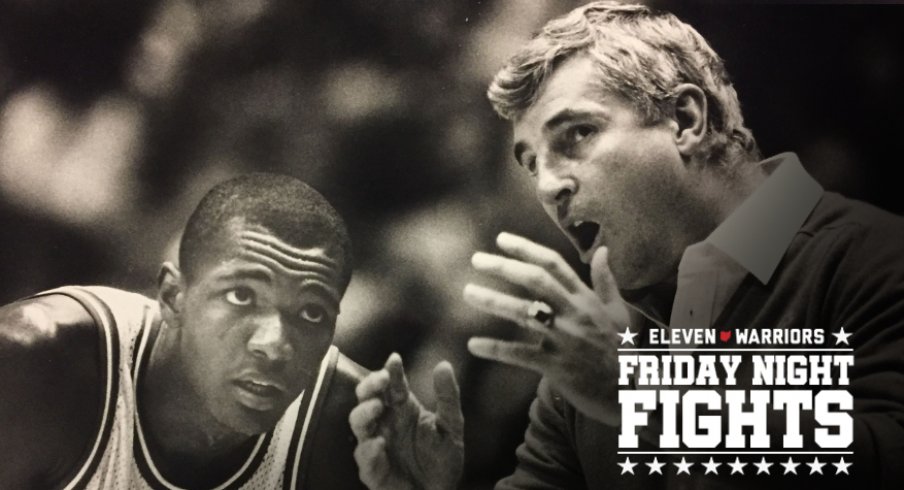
[512,55,697,289]
[176,218,344,435]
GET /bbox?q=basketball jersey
[37,286,344,490]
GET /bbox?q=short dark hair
[179,173,353,291]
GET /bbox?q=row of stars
[617,326,851,345]
[618,456,851,476]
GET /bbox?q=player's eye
[225,287,255,306]
[299,304,327,324]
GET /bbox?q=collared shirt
[626,153,824,348]
[500,152,904,489]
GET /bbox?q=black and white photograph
[1,1,903,489]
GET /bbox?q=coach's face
[163,218,344,435]
[512,55,704,289]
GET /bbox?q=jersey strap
[283,345,340,490]
[31,286,122,490]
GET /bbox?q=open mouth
[236,379,283,398]
[568,221,600,252]
[234,378,286,411]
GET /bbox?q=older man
[0,174,372,489]
[351,2,904,489]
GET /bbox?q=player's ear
[158,262,185,327]
[670,83,707,161]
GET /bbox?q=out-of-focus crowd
[1,1,901,487]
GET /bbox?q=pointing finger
[384,353,410,406]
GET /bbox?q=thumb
[590,247,620,304]
[432,361,464,437]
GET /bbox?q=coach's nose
[535,156,576,207]
[247,311,294,363]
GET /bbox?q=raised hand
[349,354,464,490]
[464,232,630,425]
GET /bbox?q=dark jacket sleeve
[820,218,904,488]
[495,378,587,490]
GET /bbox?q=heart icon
[720,331,732,342]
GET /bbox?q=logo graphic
[616,326,853,476]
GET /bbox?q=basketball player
[0,174,378,489]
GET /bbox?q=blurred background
[1,0,902,487]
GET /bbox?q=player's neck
[138,327,256,486]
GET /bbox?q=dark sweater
[498,192,904,490]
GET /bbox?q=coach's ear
[671,83,707,162]
[158,262,185,328]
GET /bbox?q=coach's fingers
[590,247,620,304]
[463,283,586,338]
[356,369,391,402]
[354,436,390,488]
[495,232,584,293]
[432,361,464,437]
[349,398,386,441]
[463,284,541,331]
[467,337,549,374]
[471,252,570,309]
[384,353,410,406]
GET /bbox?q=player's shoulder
[315,349,369,412]
[297,349,370,489]
[318,351,369,413]
[0,288,108,487]
[0,289,97,351]
[334,351,370,385]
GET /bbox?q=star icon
[833,457,852,475]
[807,457,826,475]
[646,457,665,475]
[618,326,638,345]
[702,457,721,475]
[754,457,773,475]
[780,457,800,475]
[832,326,851,345]
[618,457,637,475]
[674,457,693,475]
[728,457,747,475]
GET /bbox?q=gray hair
[487,1,760,168]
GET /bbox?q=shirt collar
[706,152,823,284]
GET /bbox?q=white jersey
[39,286,339,490]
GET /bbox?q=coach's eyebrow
[543,109,593,131]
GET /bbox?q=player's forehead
[201,218,344,304]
